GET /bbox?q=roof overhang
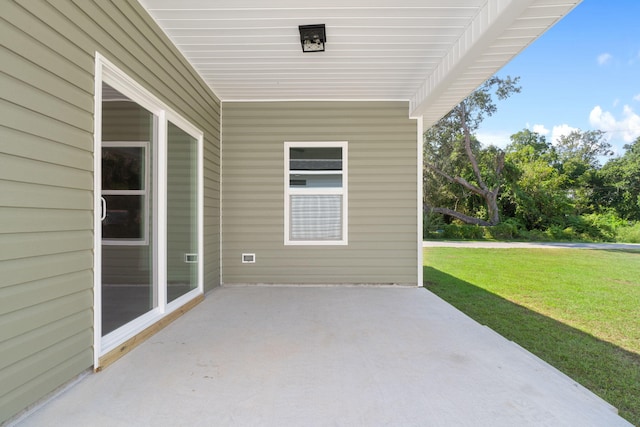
[138,0,581,127]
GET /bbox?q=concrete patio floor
[14,286,632,427]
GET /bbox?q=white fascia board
[409,0,582,124]
[409,0,536,119]
[221,98,410,103]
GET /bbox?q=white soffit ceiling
[138,0,581,126]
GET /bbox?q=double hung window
[102,142,149,245]
[285,142,348,245]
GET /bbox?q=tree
[424,76,521,226]
[502,130,572,229]
[555,130,612,170]
[506,128,553,157]
[502,129,616,229]
[596,137,640,220]
[554,130,612,214]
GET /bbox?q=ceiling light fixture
[299,24,326,53]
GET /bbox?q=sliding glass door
[95,55,203,362]
[101,83,156,336]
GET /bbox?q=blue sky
[476,0,640,157]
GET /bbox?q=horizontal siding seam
[0,68,92,123]
[0,205,92,214]
[0,253,92,289]
[0,311,90,372]
[0,244,93,265]
[0,174,93,192]
[0,290,93,338]
[0,98,93,142]
[0,128,93,169]
[0,349,92,424]
[0,12,93,89]
[0,336,92,402]
[0,270,90,301]
[0,149,93,174]
[0,46,93,110]
[0,274,93,300]
[0,326,91,381]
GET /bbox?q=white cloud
[597,52,613,65]
[589,105,640,143]
[551,124,579,145]
[613,98,620,107]
[475,131,512,149]
[589,106,616,130]
[634,93,640,102]
[532,124,550,136]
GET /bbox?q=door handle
[101,197,107,221]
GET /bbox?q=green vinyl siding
[0,0,220,423]
[221,101,418,285]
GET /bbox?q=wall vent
[242,253,256,263]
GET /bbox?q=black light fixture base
[299,24,326,52]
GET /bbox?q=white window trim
[284,141,348,246]
[417,117,424,287]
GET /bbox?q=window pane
[290,195,342,240]
[102,146,144,190]
[101,82,155,337]
[290,147,342,170]
[167,122,199,302]
[290,173,342,188]
[102,195,145,240]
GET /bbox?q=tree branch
[459,103,489,191]
[424,161,456,183]
[425,162,486,196]
[494,151,505,186]
[426,206,491,226]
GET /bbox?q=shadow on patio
[14,286,632,426]
[424,266,640,426]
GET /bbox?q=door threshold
[96,294,204,371]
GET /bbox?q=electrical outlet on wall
[184,253,198,263]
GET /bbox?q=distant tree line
[424,76,640,242]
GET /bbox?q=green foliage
[555,129,612,169]
[423,211,446,238]
[580,211,626,239]
[596,137,640,220]
[425,211,639,243]
[502,154,572,229]
[441,224,484,239]
[501,129,615,228]
[506,128,553,155]
[616,223,640,243]
[482,219,521,239]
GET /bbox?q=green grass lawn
[423,248,640,426]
